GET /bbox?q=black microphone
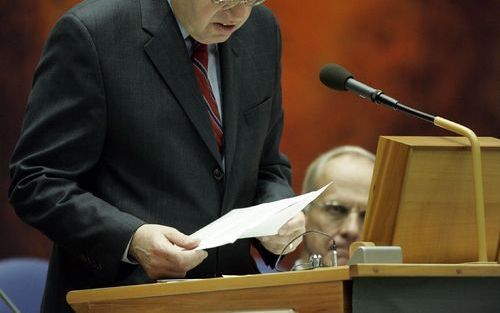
[319,63,435,123]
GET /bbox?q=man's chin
[199,34,231,45]
[336,256,350,266]
[190,30,230,45]
[197,25,238,44]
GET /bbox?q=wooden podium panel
[362,136,500,263]
[67,267,351,313]
[349,263,500,277]
[349,264,500,313]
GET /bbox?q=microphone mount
[319,63,489,263]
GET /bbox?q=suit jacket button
[213,167,224,181]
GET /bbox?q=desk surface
[67,264,500,313]
[67,264,500,303]
[350,263,500,277]
[67,266,352,313]
[67,266,350,304]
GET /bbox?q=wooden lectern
[362,136,500,263]
[67,267,352,312]
[67,136,500,312]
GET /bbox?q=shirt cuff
[121,236,138,264]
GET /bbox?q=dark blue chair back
[0,258,48,313]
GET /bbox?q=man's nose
[339,212,360,240]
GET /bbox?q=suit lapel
[140,0,222,165]
[219,37,242,176]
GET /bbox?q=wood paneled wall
[1,0,498,259]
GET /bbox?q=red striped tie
[191,40,224,153]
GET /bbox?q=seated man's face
[171,0,253,44]
[304,155,373,265]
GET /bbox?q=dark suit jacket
[9,0,294,312]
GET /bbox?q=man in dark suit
[9,0,305,311]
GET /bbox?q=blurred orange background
[1,0,498,259]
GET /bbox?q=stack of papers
[191,183,331,250]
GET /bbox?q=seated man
[296,146,375,267]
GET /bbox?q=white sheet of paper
[190,183,331,250]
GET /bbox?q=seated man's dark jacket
[8,0,293,312]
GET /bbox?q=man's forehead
[315,184,369,207]
[316,156,373,186]
[313,157,373,207]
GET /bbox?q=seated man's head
[301,146,375,266]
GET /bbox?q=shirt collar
[167,0,190,40]
[167,0,219,55]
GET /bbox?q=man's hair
[302,145,375,194]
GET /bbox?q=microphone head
[319,63,353,91]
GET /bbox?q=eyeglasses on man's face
[212,0,266,9]
[310,201,366,222]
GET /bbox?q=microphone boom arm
[433,117,488,262]
[322,63,488,262]
[359,86,488,262]
[345,79,436,123]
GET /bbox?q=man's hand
[129,224,208,279]
[257,212,306,255]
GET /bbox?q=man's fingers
[157,250,207,279]
[130,224,208,280]
[184,249,208,267]
[257,212,306,255]
[278,212,306,236]
[143,247,207,279]
[152,249,207,279]
[163,227,200,250]
[291,235,303,248]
